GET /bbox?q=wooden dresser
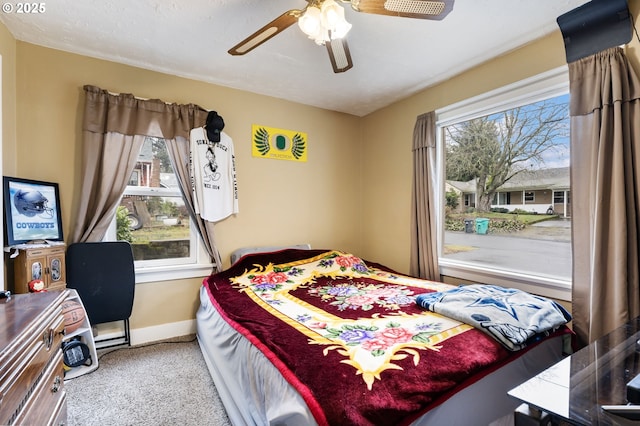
[0,290,68,425]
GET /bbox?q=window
[553,190,571,206]
[105,137,212,283]
[524,191,535,203]
[464,193,475,207]
[436,67,571,299]
[128,170,139,186]
[492,192,510,206]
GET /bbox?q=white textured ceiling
[0,0,590,116]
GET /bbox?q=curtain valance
[82,85,209,139]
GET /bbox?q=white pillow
[229,244,311,265]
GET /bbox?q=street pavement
[444,219,572,280]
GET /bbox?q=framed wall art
[3,176,64,246]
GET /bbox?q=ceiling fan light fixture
[324,1,352,39]
[331,19,352,40]
[228,0,455,73]
[298,6,326,43]
[321,0,342,26]
[298,0,351,45]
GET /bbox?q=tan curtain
[71,85,222,268]
[165,137,223,270]
[71,131,146,243]
[410,111,440,280]
[569,47,640,347]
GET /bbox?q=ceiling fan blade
[326,37,353,73]
[228,10,300,55]
[349,0,454,20]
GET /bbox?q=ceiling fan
[228,0,455,73]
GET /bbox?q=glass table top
[509,317,640,425]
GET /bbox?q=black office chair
[66,241,135,348]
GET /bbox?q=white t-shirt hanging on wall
[189,126,238,222]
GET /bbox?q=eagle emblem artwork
[252,125,307,162]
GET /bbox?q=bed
[196,247,572,426]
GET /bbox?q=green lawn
[130,222,190,242]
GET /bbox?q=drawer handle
[51,375,62,393]
[42,328,55,349]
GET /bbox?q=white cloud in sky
[540,139,570,169]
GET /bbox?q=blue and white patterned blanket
[415,284,571,351]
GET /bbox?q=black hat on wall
[205,111,225,142]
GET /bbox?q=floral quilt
[203,249,564,426]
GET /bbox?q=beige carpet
[65,337,232,426]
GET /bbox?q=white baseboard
[94,319,197,346]
[131,319,197,345]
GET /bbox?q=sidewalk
[510,218,571,242]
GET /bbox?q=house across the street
[446,167,571,217]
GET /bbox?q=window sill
[439,259,571,302]
[134,263,216,284]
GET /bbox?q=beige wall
[0,20,17,290]
[3,0,640,332]
[0,22,16,175]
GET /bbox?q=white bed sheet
[196,285,568,426]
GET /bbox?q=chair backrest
[65,241,135,325]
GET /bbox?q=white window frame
[553,190,565,204]
[104,148,214,283]
[524,191,535,203]
[435,66,571,301]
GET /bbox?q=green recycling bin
[475,218,489,235]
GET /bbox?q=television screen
[3,176,64,246]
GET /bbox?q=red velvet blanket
[203,249,550,425]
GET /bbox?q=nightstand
[5,242,67,294]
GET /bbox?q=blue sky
[540,92,570,169]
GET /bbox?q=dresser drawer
[22,246,65,259]
[50,391,68,426]
[0,292,67,426]
[0,315,64,425]
[13,351,66,426]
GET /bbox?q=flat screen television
[3,176,64,246]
